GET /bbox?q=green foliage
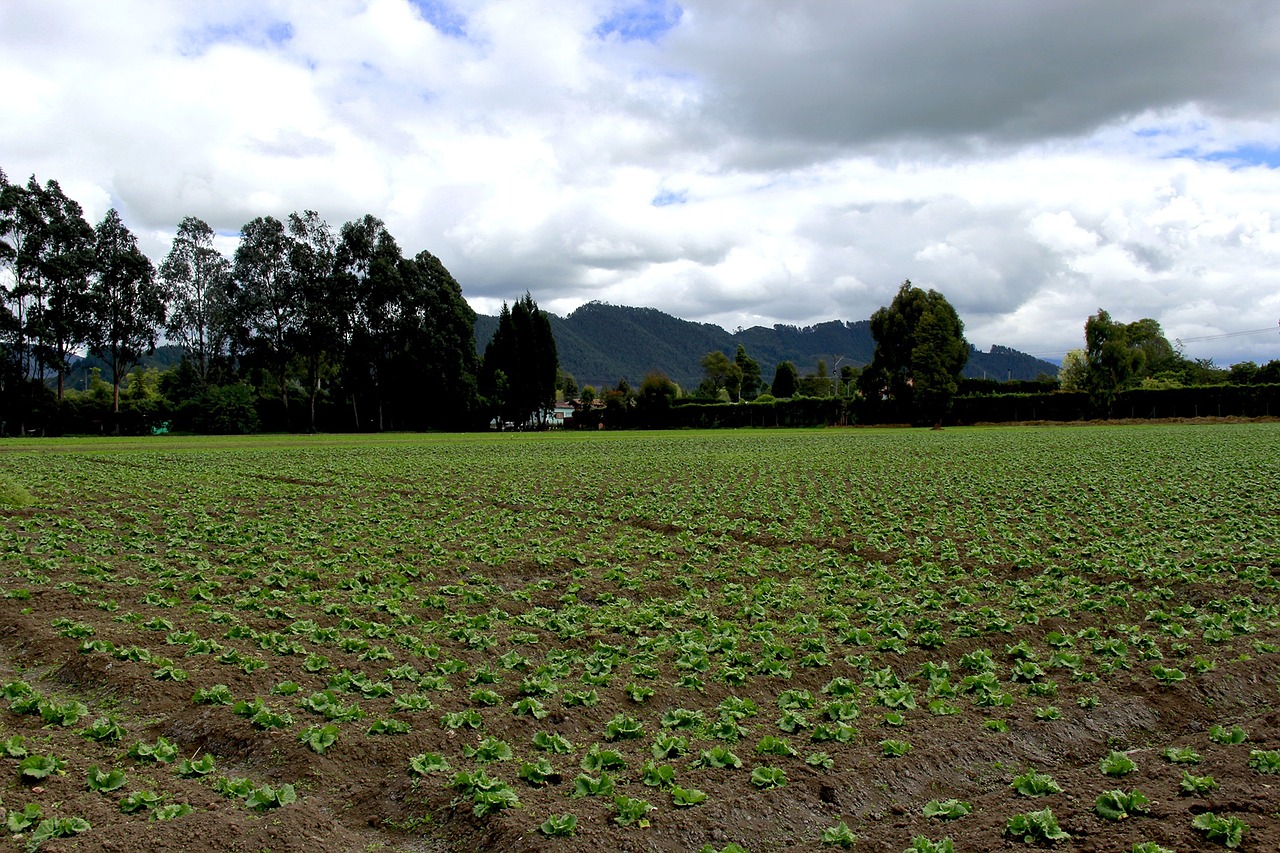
[539,813,578,837]
[18,754,66,781]
[1179,770,1217,794]
[299,724,340,754]
[6,804,42,833]
[670,785,707,807]
[1247,749,1280,773]
[613,794,654,826]
[1191,812,1247,848]
[408,752,451,776]
[24,816,90,852]
[0,479,34,508]
[749,766,787,789]
[192,684,234,705]
[245,782,298,810]
[3,735,32,758]
[152,803,194,821]
[1160,746,1201,765]
[176,754,217,777]
[481,293,558,428]
[905,838,955,853]
[87,764,128,792]
[80,715,126,742]
[1094,789,1150,820]
[517,757,561,787]
[581,744,626,772]
[128,737,178,763]
[367,718,412,735]
[1005,808,1070,844]
[641,760,676,788]
[923,799,971,820]
[821,820,857,847]
[1011,770,1061,797]
[463,737,513,763]
[532,731,574,755]
[604,712,644,741]
[1099,751,1137,777]
[880,739,911,757]
[770,361,799,399]
[120,790,164,813]
[694,746,742,769]
[571,772,616,798]
[860,280,968,424]
[1208,724,1247,744]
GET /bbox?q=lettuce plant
[821,821,856,848]
[1180,771,1217,794]
[1208,724,1247,745]
[1005,808,1069,844]
[1099,751,1137,777]
[539,813,577,837]
[923,799,971,820]
[1191,812,1247,848]
[670,785,707,807]
[1248,750,1280,774]
[1095,789,1150,820]
[1011,770,1061,797]
[613,794,654,826]
[408,752,450,776]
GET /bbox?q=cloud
[2,0,1280,366]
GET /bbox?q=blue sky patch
[595,0,682,43]
[181,18,294,55]
[651,189,687,207]
[407,0,467,37]
[1199,144,1280,169]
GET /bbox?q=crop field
[0,425,1277,853]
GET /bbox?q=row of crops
[0,425,1276,851]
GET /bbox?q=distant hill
[475,302,1058,391]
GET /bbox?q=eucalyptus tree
[24,177,96,401]
[233,215,297,419]
[160,216,233,385]
[288,210,342,432]
[88,208,164,417]
[336,214,403,430]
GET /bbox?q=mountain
[474,302,1058,391]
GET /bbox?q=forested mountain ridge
[476,302,1058,391]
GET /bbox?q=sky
[3,0,1280,366]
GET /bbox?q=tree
[288,210,341,432]
[1057,349,1088,391]
[799,358,830,397]
[1083,309,1142,409]
[859,280,968,424]
[160,216,233,385]
[700,349,741,400]
[25,178,95,402]
[233,215,297,420]
[88,209,164,420]
[637,370,678,426]
[480,292,557,428]
[557,368,578,401]
[771,360,798,398]
[735,345,762,400]
[381,249,479,430]
[336,214,404,430]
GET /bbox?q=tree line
[0,168,559,435]
[642,283,1275,428]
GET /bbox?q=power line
[1177,323,1279,345]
